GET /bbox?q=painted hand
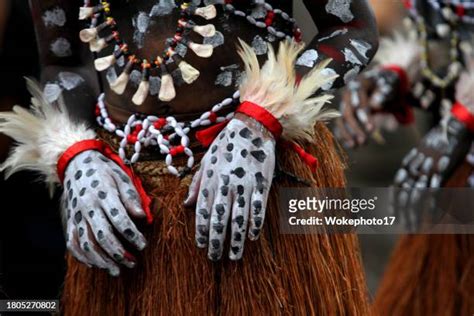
[336,69,401,147]
[62,150,147,276]
[391,119,472,229]
[185,114,276,261]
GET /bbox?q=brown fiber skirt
[61,124,372,315]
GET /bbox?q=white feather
[0,79,96,195]
[238,39,339,142]
[374,29,422,83]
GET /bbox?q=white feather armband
[373,23,422,84]
[237,39,339,142]
[0,79,96,192]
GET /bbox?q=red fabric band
[281,140,319,172]
[381,65,414,125]
[452,101,474,133]
[195,101,283,147]
[196,101,319,172]
[57,139,153,223]
[235,101,283,139]
[195,121,230,148]
[382,65,410,96]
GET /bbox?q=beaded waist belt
[96,91,240,176]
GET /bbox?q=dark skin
[29,0,378,124]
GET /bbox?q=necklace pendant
[193,5,217,20]
[189,42,214,58]
[193,24,216,37]
[159,65,176,102]
[176,60,200,84]
[111,57,135,95]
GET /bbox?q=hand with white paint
[185,114,276,261]
[391,119,472,229]
[336,68,404,147]
[62,151,147,276]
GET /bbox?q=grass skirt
[61,124,372,315]
[374,162,474,316]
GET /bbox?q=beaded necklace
[416,16,462,89]
[79,0,302,106]
[404,0,463,91]
[85,0,301,176]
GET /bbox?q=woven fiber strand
[61,123,372,315]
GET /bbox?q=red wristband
[235,101,283,139]
[382,65,410,94]
[452,101,474,133]
[380,65,414,125]
[195,101,319,172]
[57,139,153,223]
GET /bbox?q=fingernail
[138,238,147,251]
[208,252,221,262]
[249,229,261,241]
[109,267,120,277]
[123,251,138,268]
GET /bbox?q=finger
[102,195,147,253]
[76,217,111,270]
[430,173,442,188]
[350,84,374,133]
[408,152,425,177]
[406,188,423,231]
[356,108,374,133]
[394,168,409,186]
[468,173,474,187]
[421,156,435,175]
[369,76,394,109]
[228,185,251,260]
[249,172,272,241]
[402,148,418,167]
[369,91,387,109]
[436,155,450,174]
[343,102,367,145]
[66,218,92,267]
[207,187,232,261]
[110,168,146,219]
[336,119,356,148]
[195,181,214,248]
[84,222,121,276]
[396,189,411,230]
[248,191,268,241]
[85,207,134,270]
[185,166,204,206]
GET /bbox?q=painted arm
[1,1,149,275]
[335,18,423,148]
[299,0,379,89]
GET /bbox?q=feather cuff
[237,39,340,142]
[0,79,96,194]
[373,23,422,84]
